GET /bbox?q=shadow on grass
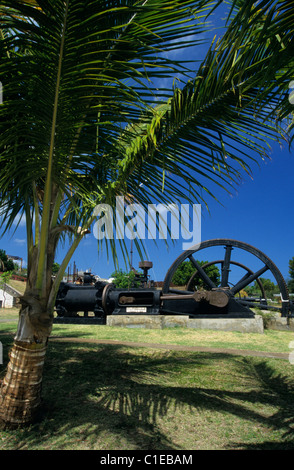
[1,336,294,450]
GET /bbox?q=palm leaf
[110,34,285,213]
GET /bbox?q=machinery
[54,238,294,323]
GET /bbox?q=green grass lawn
[51,322,293,354]
[1,318,294,450]
[2,314,293,354]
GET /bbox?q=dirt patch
[49,336,289,360]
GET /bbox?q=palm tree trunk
[0,341,47,426]
[0,300,52,427]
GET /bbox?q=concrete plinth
[266,316,294,331]
[187,316,264,334]
[106,315,264,333]
[107,315,189,329]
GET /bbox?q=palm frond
[110,33,285,212]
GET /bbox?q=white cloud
[14,239,26,245]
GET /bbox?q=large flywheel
[161,239,291,317]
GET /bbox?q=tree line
[112,256,294,298]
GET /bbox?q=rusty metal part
[119,296,136,304]
[161,289,229,308]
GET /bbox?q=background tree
[0,0,292,427]
[0,249,15,272]
[244,278,279,299]
[288,257,294,293]
[111,270,141,289]
[52,262,61,276]
[257,278,278,300]
[172,260,220,288]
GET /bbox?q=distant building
[0,283,21,308]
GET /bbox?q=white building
[0,283,21,308]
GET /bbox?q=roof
[0,282,23,298]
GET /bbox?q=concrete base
[107,315,189,329]
[266,316,294,331]
[106,315,264,334]
[187,316,264,334]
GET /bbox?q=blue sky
[62,141,294,285]
[4,140,293,286]
[1,3,294,288]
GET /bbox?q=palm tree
[0,0,291,426]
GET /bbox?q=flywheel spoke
[188,255,216,289]
[221,245,233,287]
[230,264,269,295]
